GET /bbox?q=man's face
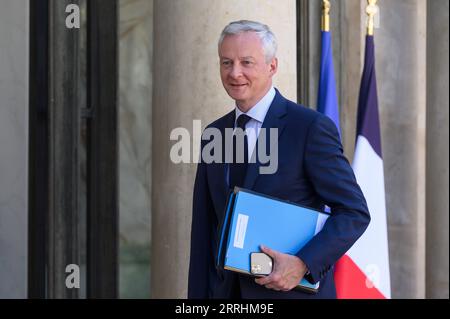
[219,32,277,111]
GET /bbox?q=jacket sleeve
[296,115,371,284]
[188,143,216,299]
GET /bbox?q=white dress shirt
[234,86,276,159]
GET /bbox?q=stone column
[426,0,449,299]
[0,0,29,299]
[151,0,297,298]
[118,0,153,299]
[376,0,427,298]
[339,0,365,160]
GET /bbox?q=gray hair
[218,20,277,63]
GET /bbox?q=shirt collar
[235,86,276,125]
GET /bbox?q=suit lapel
[243,89,288,190]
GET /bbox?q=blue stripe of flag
[356,36,382,158]
[317,31,341,137]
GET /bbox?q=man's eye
[242,61,253,66]
[222,61,231,66]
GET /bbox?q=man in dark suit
[188,20,370,299]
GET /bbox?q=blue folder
[216,188,330,294]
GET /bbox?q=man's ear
[269,57,278,77]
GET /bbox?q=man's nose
[229,64,243,79]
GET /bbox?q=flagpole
[321,0,330,32]
[366,0,378,36]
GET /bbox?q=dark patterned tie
[229,114,252,189]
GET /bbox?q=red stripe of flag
[334,255,386,299]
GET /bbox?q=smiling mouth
[229,84,247,88]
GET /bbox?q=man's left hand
[254,245,308,292]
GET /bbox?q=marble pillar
[376,0,427,298]
[118,0,153,298]
[339,0,365,160]
[151,0,297,298]
[0,0,29,299]
[426,0,449,299]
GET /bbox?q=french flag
[334,35,391,299]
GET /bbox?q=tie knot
[236,114,252,130]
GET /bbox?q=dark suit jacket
[188,89,370,299]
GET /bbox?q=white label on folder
[233,214,249,249]
[314,213,329,235]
